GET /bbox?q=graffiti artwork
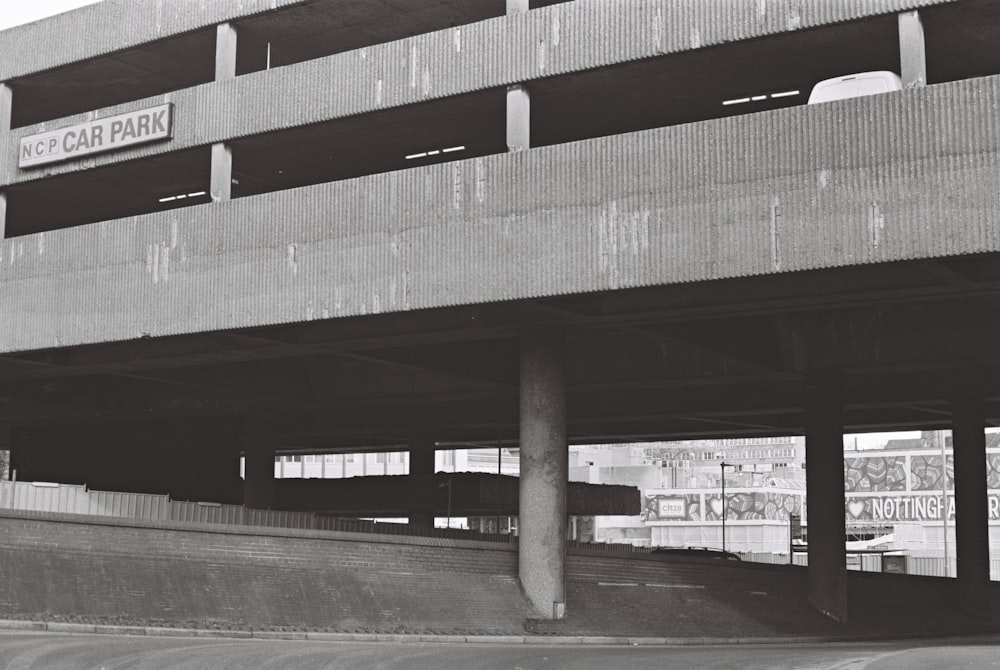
[645,490,802,522]
[843,449,1000,522]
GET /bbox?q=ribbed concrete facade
[2,75,998,352]
[0,0,955,83]
[0,0,955,184]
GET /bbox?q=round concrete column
[952,393,991,616]
[518,327,567,620]
[804,373,848,623]
[242,418,274,510]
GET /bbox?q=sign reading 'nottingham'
[18,103,173,168]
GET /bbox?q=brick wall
[0,510,529,632]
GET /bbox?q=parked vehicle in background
[651,547,742,561]
[808,71,903,104]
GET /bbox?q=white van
[807,71,903,104]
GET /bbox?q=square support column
[215,23,238,82]
[0,423,9,480]
[519,327,567,620]
[0,83,11,132]
[210,142,233,202]
[804,373,848,623]
[242,418,274,510]
[409,433,436,528]
[507,85,531,152]
[507,0,529,14]
[898,11,927,89]
[951,392,991,616]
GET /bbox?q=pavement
[1,618,999,648]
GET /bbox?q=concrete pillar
[951,392,991,616]
[898,11,927,89]
[507,0,529,14]
[0,423,9,480]
[0,83,11,132]
[243,419,274,510]
[215,23,238,82]
[507,85,530,152]
[210,142,233,202]
[519,327,567,619]
[0,83,11,237]
[409,434,436,527]
[804,373,848,623]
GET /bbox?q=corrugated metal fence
[0,479,514,542]
[0,480,170,519]
[0,479,320,528]
[738,551,1000,580]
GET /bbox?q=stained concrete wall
[0,0,953,96]
[3,77,1000,354]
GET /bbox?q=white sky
[0,0,103,31]
[845,430,921,451]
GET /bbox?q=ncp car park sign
[18,103,173,168]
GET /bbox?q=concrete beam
[951,392,991,616]
[210,142,232,202]
[215,22,239,82]
[804,373,848,623]
[506,85,530,152]
[898,10,927,89]
[518,327,567,619]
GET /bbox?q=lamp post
[938,429,950,577]
[720,462,735,553]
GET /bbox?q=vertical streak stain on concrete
[151,243,160,285]
[652,6,663,52]
[409,45,418,89]
[870,201,885,255]
[770,195,781,271]
[160,243,170,283]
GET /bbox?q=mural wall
[843,449,1000,523]
[644,488,804,523]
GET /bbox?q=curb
[1,620,998,646]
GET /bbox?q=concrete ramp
[0,510,530,634]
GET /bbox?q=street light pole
[720,462,730,553]
[719,461,727,552]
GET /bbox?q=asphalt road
[1,633,999,670]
